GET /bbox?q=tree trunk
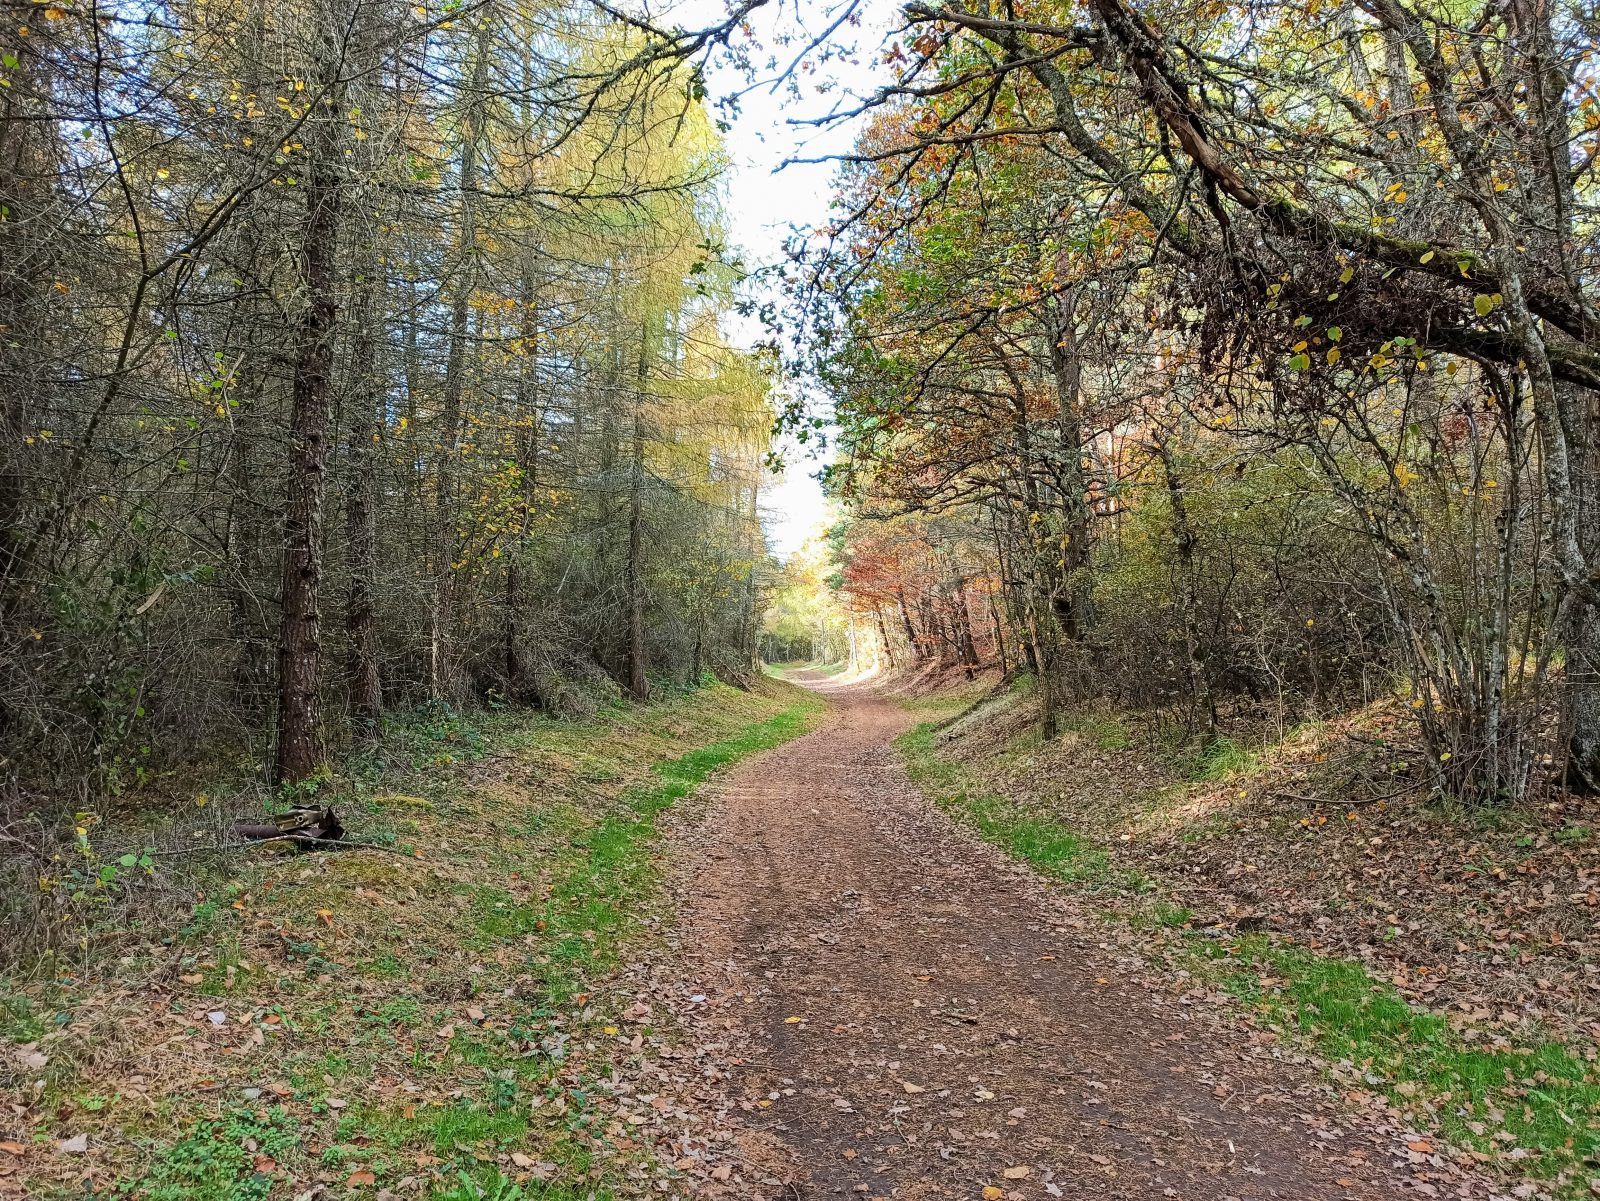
[874,604,895,669]
[429,14,491,703]
[988,589,1008,673]
[1154,434,1217,741]
[897,587,922,661]
[0,26,55,741]
[1028,603,1058,740]
[1045,287,1092,639]
[953,574,981,669]
[274,70,344,786]
[344,266,383,739]
[626,412,648,702]
[503,263,543,699]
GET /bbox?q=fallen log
[232,805,344,847]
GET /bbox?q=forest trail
[675,672,1489,1201]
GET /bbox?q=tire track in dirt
[673,672,1504,1201]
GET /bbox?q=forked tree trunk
[874,604,895,668]
[953,574,981,669]
[988,590,1008,673]
[897,588,922,661]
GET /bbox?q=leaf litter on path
[659,670,1515,1201]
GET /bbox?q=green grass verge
[895,720,1600,1196]
[11,685,823,1201]
[1202,937,1600,1184]
[1062,710,1133,752]
[496,703,820,1003]
[1184,734,1260,781]
[898,722,1145,891]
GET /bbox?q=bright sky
[670,0,897,558]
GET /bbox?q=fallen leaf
[901,1081,925,1094]
[57,1134,88,1154]
[1407,1140,1433,1154]
[0,1142,25,1156]
[783,1015,803,1024]
[1003,1166,1030,1179]
[982,1189,1004,1200]
[347,1168,376,1186]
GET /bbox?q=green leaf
[1419,250,1435,264]
[119,854,137,868]
[1327,326,1342,342]
[1474,294,1495,317]
[1287,353,1311,371]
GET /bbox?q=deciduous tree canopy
[785,0,1600,805]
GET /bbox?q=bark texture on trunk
[626,414,648,702]
[274,130,343,785]
[344,269,383,739]
[1155,434,1217,740]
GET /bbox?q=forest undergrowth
[0,678,822,1200]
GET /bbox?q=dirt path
[673,673,1501,1201]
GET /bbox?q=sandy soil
[670,672,1506,1201]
